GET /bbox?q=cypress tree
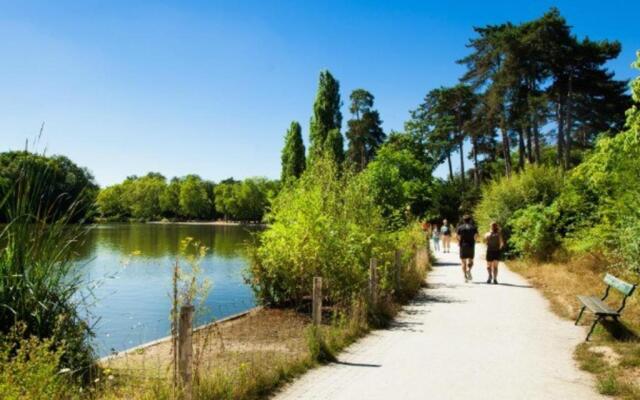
[325,128,345,164]
[281,121,306,183]
[309,70,342,161]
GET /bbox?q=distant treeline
[96,174,279,222]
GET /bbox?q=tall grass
[0,155,94,375]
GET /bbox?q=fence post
[312,277,323,325]
[369,257,378,306]
[179,304,194,400]
[395,249,403,291]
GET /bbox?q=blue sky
[1,0,638,186]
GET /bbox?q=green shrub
[474,164,564,239]
[0,324,82,400]
[250,156,387,306]
[509,204,559,260]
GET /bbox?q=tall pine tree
[309,70,343,162]
[346,89,386,171]
[281,121,306,183]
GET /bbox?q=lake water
[76,223,258,357]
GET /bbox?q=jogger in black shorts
[456,215,478,283]
[483,222,504,284]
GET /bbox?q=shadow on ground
[599,319,640,342]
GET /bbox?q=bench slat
[603,274,636,296]
[577,295,618,316]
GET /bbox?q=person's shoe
[467,270,473,281]
[493,279,498,285]
[487,277,492,284]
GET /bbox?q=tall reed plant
[0,154,94,375]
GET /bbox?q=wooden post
[179,305,194,400]
[312,277,323,325]
[395,249,403,290]
[369,258,378,306]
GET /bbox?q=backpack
[486,232,501,251]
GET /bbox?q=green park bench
[575,273,637,341]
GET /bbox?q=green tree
[308,70,342,161]
[281,121,306,183]
[346,89,386,171]
[325,128,345,164]
[179,175,211,219]
[159,177,181,218]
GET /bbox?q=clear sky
[1,0,638,186]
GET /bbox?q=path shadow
[333,360,381,368]
[472,282,533,289]
[389,320,424,333]
[599,319,640,342]
[426,282,463,290]
[412,291,464,305]
[434,262,460,267]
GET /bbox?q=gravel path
[273,243,602,400]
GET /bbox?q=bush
[250,156,386,306]
[509,204,559,260]
[474,164,564,239]
[0,324,82,400]
[249,155,426,308]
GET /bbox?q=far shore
[146,220,268,227]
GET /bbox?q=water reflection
[76,223,259,356]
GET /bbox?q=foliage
[97,174,278,222]
[345,89,386,171]
[250,155,425,307]
[0,324,81,400]
[308,70,343,163]
[0,155,95,377]
[474,164,564,239]
[214,178,279,222]
[509,204,559,260]
[0,151,98,222]
[363,143,432,226]
[281,121,306,184]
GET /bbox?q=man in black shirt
[456,214,478,282]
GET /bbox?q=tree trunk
[472,136,479,187]
[556,102,565,170]
[447,152,453,181]
[500,119,512,177]
[533,118,541,163]
[525,123,533,164]
[517,128,526,171]
[458,138,465,186]
[564,76,573,170]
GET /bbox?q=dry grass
[509,256,640,399]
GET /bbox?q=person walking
[484,222,504,284]
[431,224,441,252]
[440,219,452,253]
[456,215,478,282]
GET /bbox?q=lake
[76,223,259,357]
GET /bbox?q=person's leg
[492,261,499,283]
[461,258,468,281]
[486,259,492,283]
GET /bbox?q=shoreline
[99,306,262,363]
[146,220,267,227]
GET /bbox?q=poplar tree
[309,70,343,162]
[281,121,306,183]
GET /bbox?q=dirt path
[274,244,602,400]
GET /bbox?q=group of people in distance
[426,215,504,284]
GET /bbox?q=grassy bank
[509,258,639,399]
[98,244,430,400]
